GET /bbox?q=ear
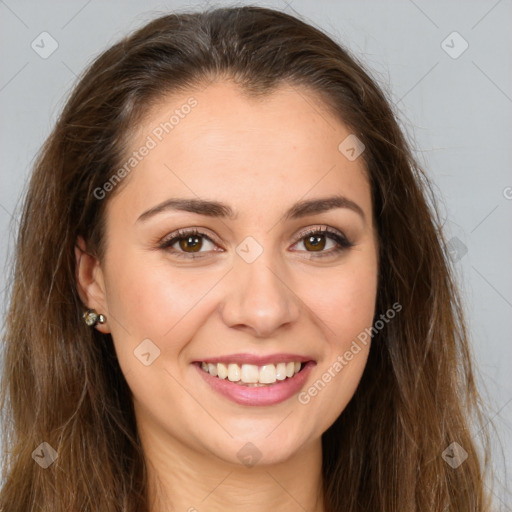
[75,235,110,334]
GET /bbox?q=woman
[0,5,496,511]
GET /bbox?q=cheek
[102,247,234,386]
[313,276,376,330]
[294,253,377,418]
[295,292,376,435]
[102,251,213,410]
[104,248,207,335]
[300,255,378,345]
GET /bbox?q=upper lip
[194,353,315,366]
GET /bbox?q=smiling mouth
[198,361,307,386]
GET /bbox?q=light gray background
[1,0,511,507]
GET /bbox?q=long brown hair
[0,6,497,511]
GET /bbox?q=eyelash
[157,226,354,260]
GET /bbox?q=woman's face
[81,81,378,467]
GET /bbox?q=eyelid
[158,227,217,246]
[158,225,353,258]
[291,225,354,258]
[295,225,345,241]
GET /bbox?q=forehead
[108,81,372,223]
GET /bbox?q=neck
[139,420,325,512]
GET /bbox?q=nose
[219,249,301,338]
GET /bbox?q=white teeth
[259,364,276,384]
[240,364,259,383]
[227,363,240,382]
[200,361,304,384]
[217,363,228,380]
[275,362,287,381]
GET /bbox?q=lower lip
[194,361,316,406]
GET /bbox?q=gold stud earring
[83,309,106,327]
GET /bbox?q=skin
[76,81,379,512]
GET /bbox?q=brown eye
[293,227,354,258]
[159,226,353,260]
[178,234,203,253]
[159,229,218,258]
[303,234,327,252]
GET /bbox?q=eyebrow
[136,194,365,223]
